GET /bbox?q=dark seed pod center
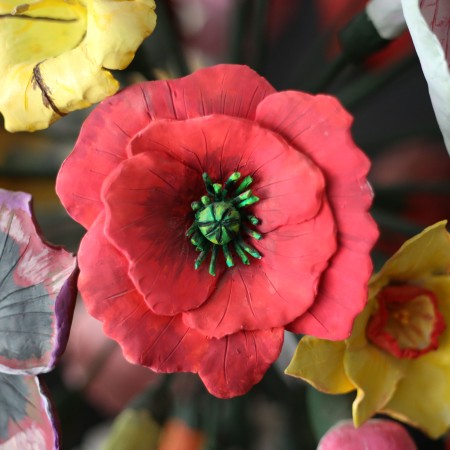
[196,202,241,245]
[186,172,262,276]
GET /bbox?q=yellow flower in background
[286,221,450,438]
[0,0,156,132]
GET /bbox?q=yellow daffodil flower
[0,0,156,132]
[286,221,450,438]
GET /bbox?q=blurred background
[1,0,449,448]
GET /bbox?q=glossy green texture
[187,172,262,276]
[197,201,241,245]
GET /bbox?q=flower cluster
[1,0,450,447]
[56,64,377,398]
[287,221,450,438]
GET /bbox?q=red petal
[183,201,337,338]
[153,64,276,121]
[56,65,274,228]
[256,92,378,339]
[78,214,208,374]
[56,89,147,229]
[288,245,373,338]
[102,151,218,315]
[198,327,284,398]
[129,115,326,231]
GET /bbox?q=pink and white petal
[78,214,208,374]
[56,65,275,228]
[198,327,284,398]
[402,0,450,154]
[0,190,78,375]
[102,151,219,316]
[0,375,58,449]
[129,115,326,232]
[183,201,337,338]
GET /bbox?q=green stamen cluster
[186,172,262,276]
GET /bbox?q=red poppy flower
[56,64,377,398]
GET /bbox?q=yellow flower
[0,0,156,132]
[286,221,450,438]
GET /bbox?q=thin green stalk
[228,0,252,64]
[337,54,417,109]
[303,52,349,93]
[156,0,190,76]
[250,0,270,73]
[203,397,221,450]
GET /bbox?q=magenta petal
[318,420,417,450]
[198,327,284,398]
[78,214,209,374]
[102,151,218,315]
[0,190,77,374]
[0,374,59,449]
[256,92,378,339]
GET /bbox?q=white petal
[366,0,407,39]
[402,0,450,155]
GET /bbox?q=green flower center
[186,172,263,276]
[196,202,241,245]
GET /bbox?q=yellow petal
[373,221,450,283]
[383,359,450,438]
[344,343,404,427]
[420,276,450,367]
[285,336,354,394]
[0,0,156,132]
[345,291,403,427]
[85,0,157,70]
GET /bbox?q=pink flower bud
[318,420,417,450]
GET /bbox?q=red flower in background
[56,64,377,398]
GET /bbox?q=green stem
[337,54,417,109]
[250,0,270,73]
[228,0,252,64]
[156,0,190,77]
[304,52,349,93]
[204,397,221,450]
